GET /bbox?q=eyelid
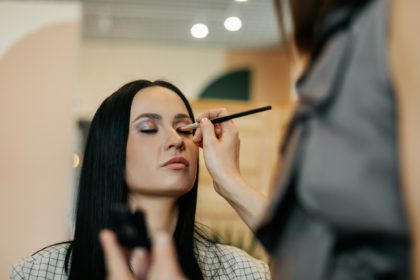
[134,117,192,133]
[175,123,192,132]
[174,119,192,126]
[135,119,157,130]
[134,117,149,124]
[176,125,194,134]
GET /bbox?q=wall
[226,44,295,102]
[78,40,226,118]
[0,2,80,277]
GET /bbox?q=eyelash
[176,129,194,136]
[140,129,157,134]
[139,128,194,136]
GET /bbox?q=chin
[160,183,194,196]
[130,183,194,197]
[159,174,195,192]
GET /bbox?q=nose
[165,128,185,151]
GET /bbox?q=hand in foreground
[192,108,243,194]
[100,229,187,280]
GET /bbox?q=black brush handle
[210,105,272,124]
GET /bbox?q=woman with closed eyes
[10,80,271,280]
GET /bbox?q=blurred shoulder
[10,242,70,280]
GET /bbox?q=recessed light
[235,0,248,2]
[224,17,242,32]
[191,23,209,39]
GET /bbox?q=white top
[10,240,271,280]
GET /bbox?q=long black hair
[65,80,204,279]
[276,0,372,54]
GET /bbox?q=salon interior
[0,0,303,276]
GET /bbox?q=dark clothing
[257,0,410,279]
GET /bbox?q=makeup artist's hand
[193,108,243,196]
[193,108,269,231]
[100,230,186,280]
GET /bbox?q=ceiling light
[235,0,248,2]
[191,23,209,39]
[224,17,242,32]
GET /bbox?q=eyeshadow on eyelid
[135,119,155,129]
[175,118,192,123]
[177,122,192,126]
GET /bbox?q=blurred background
[0,0,301,276]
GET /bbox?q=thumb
[100,230,132,279]
[130,248,148,279]
[199,118,217,148]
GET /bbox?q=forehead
[130,86,189,117]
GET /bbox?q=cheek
[125,137,157,188]
[126,133,160,162]
[126,146,149,170]
[188,143,199,171]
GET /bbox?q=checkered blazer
[10,240,271,280]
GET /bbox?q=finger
[199,117,218,148]
[100,230,132,278]
[192,127,203,147]
[195,109,228,145]
[130,248,149,280]
[221,120,238,136]
[195,108,228,123]
[214,124,222,139]
[194,126,222,147]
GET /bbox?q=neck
[128,194,179,237]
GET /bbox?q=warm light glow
[224,17,242,32]
[72,153,80,168]
[190,23,209,39]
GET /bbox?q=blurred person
[10,80,271,280]
[193,0,420,279]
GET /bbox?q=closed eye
[176,128,194,135]
[139,129,158,134]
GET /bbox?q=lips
[162,156,189,169]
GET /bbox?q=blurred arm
[389,0,420,278]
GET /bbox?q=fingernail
[100,230,112,242]
[201,117,209,124]
[130,248,146,273]
[132,248,146,259]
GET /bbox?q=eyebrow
[132,113,161,123]
[174,113,191,121]
[132,113,191,123]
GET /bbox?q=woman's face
[125,86,198,196]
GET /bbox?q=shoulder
[195,239,271,280]
[10,242,70,280]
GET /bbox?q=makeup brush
[179,105,272,131]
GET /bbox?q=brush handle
[179,105,272,131]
